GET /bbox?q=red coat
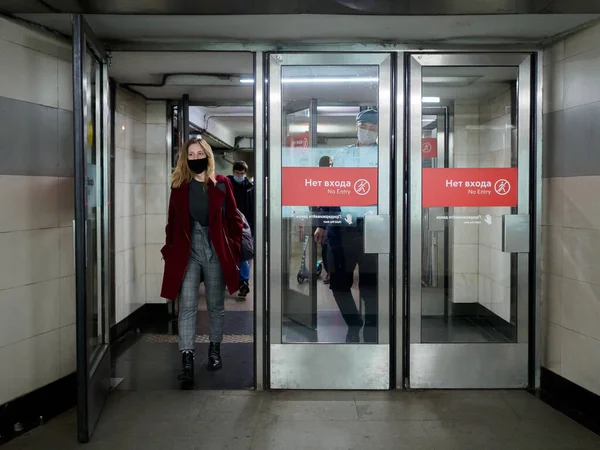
[160,174,243,299]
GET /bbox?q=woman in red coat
[160,137,243,382]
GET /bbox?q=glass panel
[280,65,380,344]
[421,66,518,343]
[84,48,104,361]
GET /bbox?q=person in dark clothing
[227,161,255,298]
[313,109,379,343]
[316,156,332,283]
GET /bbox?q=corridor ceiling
[4,0,600,15]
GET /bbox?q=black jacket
[227,176,255,233]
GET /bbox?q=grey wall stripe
[544,102,600,178]
[0,96,73,177]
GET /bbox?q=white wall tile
[146,154,168,181]
[561,278,600,341]
[57,59,73,111]
[146,101,167,125]
[0,17,70,61]
[146,124,167,154]
[58,177,74,228]
[452,244,478,274]
[478,274,492,306]
[134,214,146,248]
[562,176,600,230]
[542,226,563,276]
[0,229,60,291]
[543,60,564,114]
[58,226,75,278]
[453,221,479,244]
[145,273,165,304]
[561,327,600,395]
[542,177,563,227]
[60,324,75,377]
[0,176,58,232]
[563,47,600,110]
[0,279,60,348]
[134,246,146,280]
[544,40,565,67]
[564,21,600,60]
[115,216,133,253]
[146,214,167,244]
[146,244,165,275]
[115,113,134,150]
[0,39,58,108]
[133,183,146,216]
[133,120,147,154]
[542,273,562,326]
[59,275,75,327]
[146,183,167,214]
[543,322,562,374]
[0,330,61,405]
[561,227,600,284]
[452,273,478,303]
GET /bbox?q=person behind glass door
[160,137,243,383]
[313,109,379,343]
[316,155,333,284]
[227,161,255,298]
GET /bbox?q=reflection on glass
[421,66,518,344]
[84,50,104,361]
[280,65,379,344]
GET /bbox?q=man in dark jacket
[228,161,255,298]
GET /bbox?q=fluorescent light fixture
[422,76,481,86]
[282,77,378,84]
[422,97,440,103]
[239,77,378,84]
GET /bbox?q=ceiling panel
[6,0,600,15]
[13,13,600,44]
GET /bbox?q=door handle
[364,214,390,254]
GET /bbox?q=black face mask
[188,158,208,174]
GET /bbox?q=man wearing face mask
[227,161,255,298]
[313,109,378,343]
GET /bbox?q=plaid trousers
[178,222,226,351]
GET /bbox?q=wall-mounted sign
[282,167,377,207]
[285,132,310,149]
[422,137,437,158]
[422,167,518,207]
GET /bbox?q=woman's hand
[314,227,327,244]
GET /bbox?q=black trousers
[327,225,378,343]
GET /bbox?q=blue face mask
[233,176,245,183]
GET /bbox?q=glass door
[268,53,392,389]
[281,100,319,330]
[73,15,111,442]
[408,53,533,388]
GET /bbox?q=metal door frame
[407,53,533,389]
[267,53,393,389]
[73,14,112,443]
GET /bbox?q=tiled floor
[4,390,600,449]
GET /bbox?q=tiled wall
[478,89,513,322]
[450,102,480,303]
[114,89,147,322]
[542,22,600,396]
[145,101,169,304]
[0,18,75,405]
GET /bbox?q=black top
[189,179,209,226]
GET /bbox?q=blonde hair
[171,138,217,188]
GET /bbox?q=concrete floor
[3,390,599,449]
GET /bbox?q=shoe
[345,326,362,343]
[238,281,250,298]
[177,350,194,382]
[208,342,222,371]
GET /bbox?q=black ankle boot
[177,350,194,382]
[207,342,222,371]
